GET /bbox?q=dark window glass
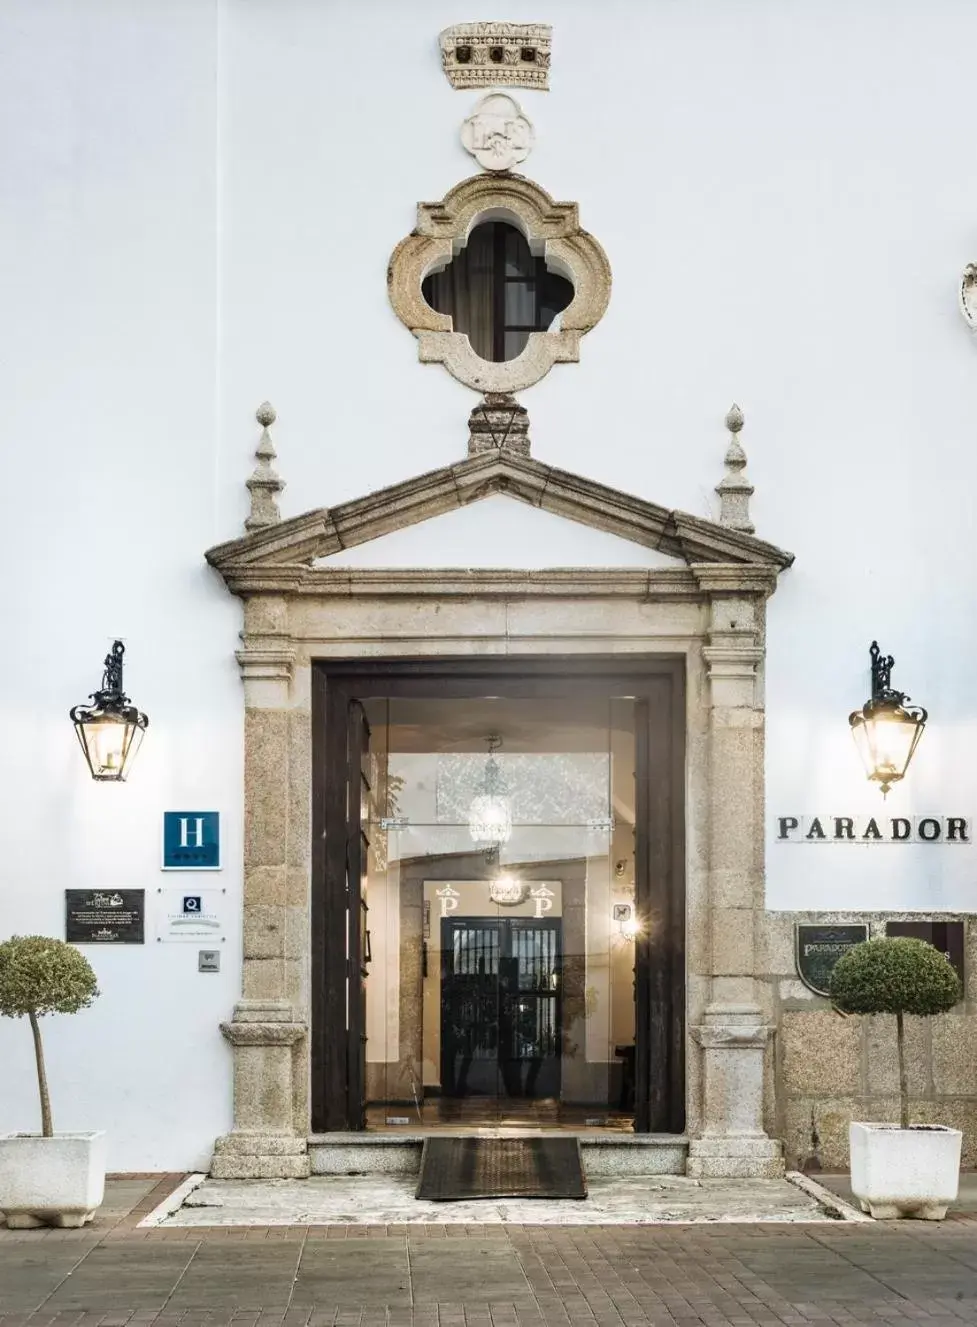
[421,220,574,363]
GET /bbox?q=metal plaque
[886,921,965,987]
[197,949,221,973]
[162,811,221,870]
[795,923,868,997]
[157,888,226,943]
[65,889,145,944]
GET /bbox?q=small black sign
[886,921,965,988]
[795,923,868,997]
[66,889,145,944]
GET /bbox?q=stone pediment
[205,448,793,594]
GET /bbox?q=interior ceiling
[363,697,637,755]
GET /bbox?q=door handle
[364,929,372,964]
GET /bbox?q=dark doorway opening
[310,657,685,1136]
[441,916,562,1100]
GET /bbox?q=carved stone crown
[439,22,552,90]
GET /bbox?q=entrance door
[346,702,372,1130]
[311,659,685,1136]
[313,689,372,1131]
[441,917,562,1100]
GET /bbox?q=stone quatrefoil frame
[387,174,612,393]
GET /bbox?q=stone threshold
[140,1171,862,1228]
[308,1132,690,1177]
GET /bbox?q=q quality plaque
[66,889,145,944]
[795,923,868,997]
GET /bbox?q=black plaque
[65,889,145,944]
[795,923,868,997]
[886,921,965,988]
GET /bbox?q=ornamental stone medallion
[461,93,534,172]
[439,22,552,90]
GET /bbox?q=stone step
[308,1133,689,1177]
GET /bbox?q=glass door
[360,692,639,1130]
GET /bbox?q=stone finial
[468,393,530,457]
[715,403,754,534]
[245,402,285,532]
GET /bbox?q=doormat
[416,1137,587,1201]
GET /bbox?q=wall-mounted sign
[886,921,965,987]
[776,816,970,844]
[795,923,868,996]
[156,888,226,943]
[66,889,145,944]
[162,811,221,870]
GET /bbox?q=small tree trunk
[28,1010,53,1137]
[896,1010,910,1130]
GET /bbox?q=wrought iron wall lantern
[849,641,927,796]
[70,640,149,781]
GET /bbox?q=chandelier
[468,735,512,849]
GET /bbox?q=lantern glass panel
[851,705,923,789]
[75,712,145,781]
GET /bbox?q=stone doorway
[204,409,793,1179]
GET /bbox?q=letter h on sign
[162,811,221,870]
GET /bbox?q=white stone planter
[849,1121,962,1220]
[0,1132,106,1228]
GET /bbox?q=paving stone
[291,1240,410,1308]
[408,1242,533,1304]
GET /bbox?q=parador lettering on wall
[776,816,970,843]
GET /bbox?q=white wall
[5,0,977,1166]
[0,1,238,1171]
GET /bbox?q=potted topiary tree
[0,935,103,1229]
[829,936,962,1220]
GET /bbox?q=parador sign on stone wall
[776,816,970,843]
[795,924,869,996]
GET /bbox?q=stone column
[686,568,784,1179]
[210,595,309,1179]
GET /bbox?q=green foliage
[829,937,960,1017]
[0,935,99,1019]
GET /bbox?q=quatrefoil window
[388,175,612,393]
[422,220,574,364]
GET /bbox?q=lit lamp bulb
[620,914,642,942]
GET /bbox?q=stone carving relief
[387,173,611,393]
[439,22,552,90]
[461,93,534,172]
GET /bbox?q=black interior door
[441,917,562,1099]
[345,702,371,1130]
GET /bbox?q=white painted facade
[2,0,977,1170]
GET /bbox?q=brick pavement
[1,1177,976,1325]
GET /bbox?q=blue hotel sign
[162,811,221,870]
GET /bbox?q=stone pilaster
[212,1001,309,1178]
[687,1004,782,1177]
[211,595,308,1179]
[688,567,784,1178]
